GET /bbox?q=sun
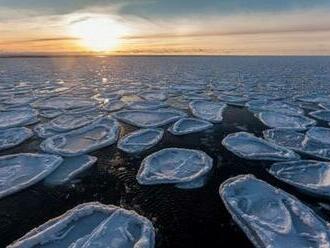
[69,17,126,52]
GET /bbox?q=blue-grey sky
[1,0,330,54]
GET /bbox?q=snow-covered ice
[222,132,299,161]
[256,111,316,130]
[41,117,120,156]
[8,202,155,248]
[137,148,213,189]
[220,174,330,248]
[168,118,213,135]
[269,160,330,198]
[0,127,33,151]
[189,100,227,123]
[117,128,164,153]
[44,155,97,186]
[113,109,186,128]
[0,153,63,199]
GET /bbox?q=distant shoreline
[1,54,330,58]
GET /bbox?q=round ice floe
[32,96,96,110]
[0,108,39,129]
[295,94,330,103]
[137,148,213,189]
[50,113,102,131]
[44,155,97,186]
[65,106,99,115]
[269,160,330,198]
[139,91,167,101]
[103,100,126,112]
[264,128,330,161]
[113,109,186,128]
[5,96,37,106]
[127,100,168,110]
[9,202,155,248]
[189,100,227,123]
[118,128,163,153]
[0,153,63,199]
[0,127,33,151]
[222,132,299,161]
[246,100,304,116]
[39,109,63,118]
[306,127,330,145]
[168,118,213,135]
[40,117,120,156]
[220,174,330,248]
[256,111,316,130]
[309,110,330,122]
[217,95,249,107]
[34,123,62,138]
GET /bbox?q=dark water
[1,56,330,247]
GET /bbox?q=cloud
[1,3,330,55]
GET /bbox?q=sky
[1,0,330,55]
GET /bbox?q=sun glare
[69,17,126,52]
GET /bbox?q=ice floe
[0,108,39,129]
[264,128,330,160]
[309,110,330,122]
[113,109,186,128]
[0,127,33,151]
[0,153,63,199]
[220,174,330,248]
[137,148,213,189]
[118,128,163,153]
[246,99,304,116]
[189,100,227,123]
[41,117,120,156]
[34,123,62,138]
[44,155,97,186]
[32,96,96,110]
[306,127,330,145]
[168,118,213,135]
[103,100,126,112]
[50,113,102,131]
[269,160,330,198]
[39,109,63,118]
[256,111,316,130]
[320,102,330,110]
[222,132,299,161]
[140,91,167,101]
[217,94,249,107]
[9,202,155,248]
[295,94,330,103]
[127,100,168,110]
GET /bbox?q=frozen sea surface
[2,56,330,248]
